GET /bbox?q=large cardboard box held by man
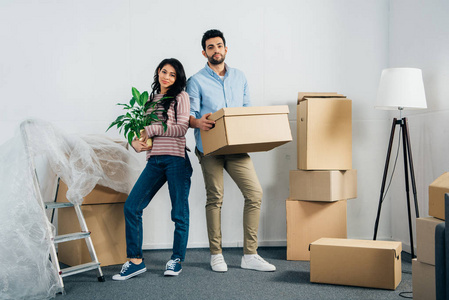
[429,172,449,220]
[310,238,402,290]
[56,181,128,266]
[412,259,436,300]
[416,217,444,265]
[286,199,347,261]
[289,169,357,201]
[297,93,352,170]
[200,105,292,155]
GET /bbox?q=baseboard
[142,240,287,250]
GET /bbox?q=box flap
[429,172,449,188]
[208,105,289,121]
[297,92,346,103]
[311,238,402,253]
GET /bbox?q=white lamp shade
[375,68,427,110]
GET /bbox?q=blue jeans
[124,154,192,261]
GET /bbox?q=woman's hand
[132,139,152,152]
[131,130,152,152]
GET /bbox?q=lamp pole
[373,116,419,258]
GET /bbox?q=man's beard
[208,53,225,65]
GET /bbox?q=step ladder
[20,120,105,293]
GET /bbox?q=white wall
[388,0,449,252]
[0,0,392,250]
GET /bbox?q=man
[187,29,276,272]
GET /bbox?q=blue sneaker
[164,258,182,276]
[112,260,147,281]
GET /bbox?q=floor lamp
[373,68,427,258]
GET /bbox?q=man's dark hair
[201,29,226,51]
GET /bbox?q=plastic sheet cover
[0,119,141,299]
[24,119,141,205]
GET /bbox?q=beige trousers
[196,148,263,254]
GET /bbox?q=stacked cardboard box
[56,182,128,267]
[412,174,448,299]
[286,92,357,261]
[428,172,449,220]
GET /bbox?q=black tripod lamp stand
[372,68,427,258]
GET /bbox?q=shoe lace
[166,258,180,269]
[253,254,268,263]
[212,255,225,266]
[120,261,130,274]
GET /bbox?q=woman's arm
[144,91,190,138]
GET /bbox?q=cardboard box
[416,217,444,265]
[57,180,128,205]
[412,259,436,300]
[297,97,352,170]
[429,172,449,220]
[297,92,346,103]
[289,169,357,201]
[286,199,347,261]
[57,203,127,267]
[201,106,292,155]
[310,238,402,290]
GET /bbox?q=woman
[113,58,192,280]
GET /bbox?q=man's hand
[190,114,215,131]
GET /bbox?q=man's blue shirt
[186,63,250,153]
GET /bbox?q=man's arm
[186,76,215,130]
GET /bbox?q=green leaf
[113,115,125,123]
[140,91,148,107]
[106,122,116,132]
[127,132,134,145]
[130,97,136,107]
[162,122,167,132]
[117,103,131,109]
[132,87,140,103]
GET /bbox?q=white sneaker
[210,254,228,272]
[241,254,276,272]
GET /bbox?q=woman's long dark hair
[149,58,186,123]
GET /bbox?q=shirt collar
[204,63,229,79]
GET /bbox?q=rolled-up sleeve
[186,77,201,119]
[243,74,251,107]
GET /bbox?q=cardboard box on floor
[56,181,128,266]
[412,259,436,300]
[416,217,444,265]
[201,105,292,156]
[309,238,402,290]
[289,169,357,201]
[286,199,347,261]
[57,203,127,267]
[297,93,352,170]
[429,172,449,220]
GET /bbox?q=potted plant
[107,87,169,147]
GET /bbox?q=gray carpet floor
[56,247,413,300]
